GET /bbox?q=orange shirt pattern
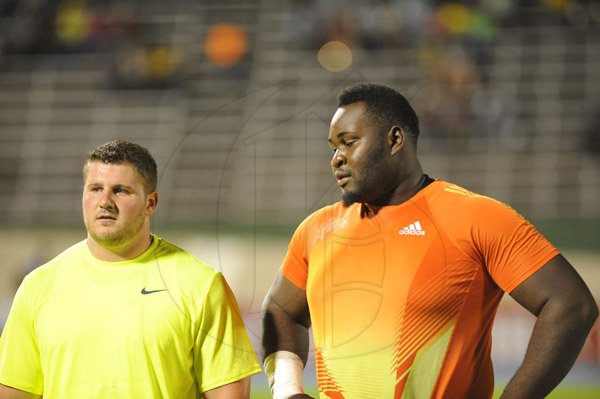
[282,180,559,399]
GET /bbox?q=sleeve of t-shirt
[472,198,559,293]
[193,272,261,393]
[0,278,44,395]
[281,220,310,290]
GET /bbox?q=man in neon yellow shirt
[0,140,261,399]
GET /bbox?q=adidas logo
[399,221,426,236]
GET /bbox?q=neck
[87,233,153,262]
[398,170,427,203]
[368,162,426,207]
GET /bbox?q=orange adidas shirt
[282,180,559,399]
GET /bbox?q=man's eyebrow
[84,183,134,190]
[328,131,355,143]
[112,184,134,190]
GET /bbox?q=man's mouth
[334,171,351,187]
[337,176,350,187]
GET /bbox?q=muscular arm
[261,270,311,363]
[0,384,41,399]
[203,377,251,399]
[501,254,598,399]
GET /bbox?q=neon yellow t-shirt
[0,235,261,398]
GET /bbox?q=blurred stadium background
[0,0,598,397]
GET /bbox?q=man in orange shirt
[261,83,598,399]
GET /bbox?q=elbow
[572,296,599,332]
[261,293,273,314]
[587,299,599,326]
[548,291,599,336]
[261,290,282,319]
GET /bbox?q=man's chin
[341,191,362,208]
[89,231,125,248]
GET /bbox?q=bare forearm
[261,300,310,364]
[501,298,598,398]
[261,302,312,398]
[261,272,313,398]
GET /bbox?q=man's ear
[388,126,404,155]
[146,191,159,215]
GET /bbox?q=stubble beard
[341,143,388,208]
[85,211,148,250]
[341,190,363,208]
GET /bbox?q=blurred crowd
[1,0,597,95]
[286,0,599,152]
[0,0,597,171]
[288,0,599,51]
[0,0,597,162]
[0,0,182,88]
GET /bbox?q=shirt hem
[0,375,43,396]
[282,267,307,290]
[504,249,560,293]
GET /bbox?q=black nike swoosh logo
[141,287,168,295]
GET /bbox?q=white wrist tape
[263,350,305,399]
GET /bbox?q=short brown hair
[83,140,158,192]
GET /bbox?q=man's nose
[99,190,115,207]
[331,151,346,169]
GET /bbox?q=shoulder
[425,180,533,243]
[25,240,87,282]
[290,202,352,244]
[150,236,221,286]
[296,202,352,232]
[427,180,516,219]
[16,240,88,306]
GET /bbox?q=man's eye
[344,140,356,147]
